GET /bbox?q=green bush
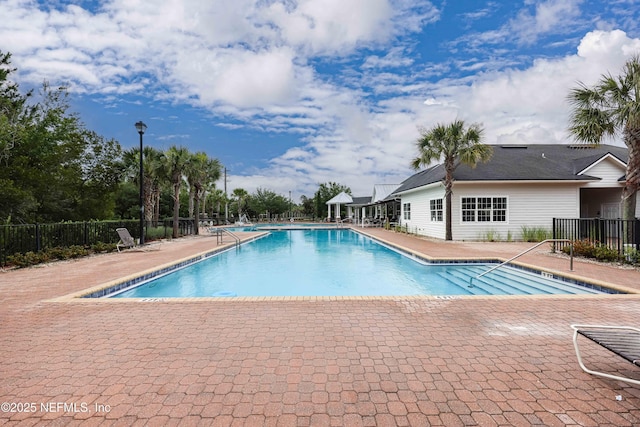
[481,229,501,242]
[562,239,623,262]
[67,245,90,258]
[146,226,166,240]
[7,251,50,268]
[521,226,550,242]
[91,241,117,253]
[625,247,640,264]
[6,244,115,268]
[593,245,622,262]
[564,239,596,258]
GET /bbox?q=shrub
[7,251,50,268]
[146,226,166,241]
[91,241,117,253]
[562,239,623,263]
[481,229,501,242]
[593,245,622,262]
[521,226,551,242]
[6,244,116,268]
[624,247,640,264]
[67,245,90,258]
[564,239,596,258]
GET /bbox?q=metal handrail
[217,228,240,248]
[469,239,573,287]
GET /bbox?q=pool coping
[47,227,638,303]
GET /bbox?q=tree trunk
[193,185,202,235]
[153,186,160,226]
[193,196,200,235]
[144,177,154,222]
[623,126,640,221]
[188,186,195,219]
[444,162,454,241]
[172,182,180,239]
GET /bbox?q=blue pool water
[110,229,605,298]
[223,223,329,232]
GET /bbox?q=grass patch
[521,226,551,242]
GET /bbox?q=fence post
[599,218,606,244]
[35,223,42,252]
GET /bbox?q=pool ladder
[468,239,574,288]
[216,228,241,248]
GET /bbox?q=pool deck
[2,227,640,425]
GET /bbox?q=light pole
[135,121,147,245]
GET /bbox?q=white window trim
[459,195,509,224]
[403,203,411,220]
[430,198,443,222]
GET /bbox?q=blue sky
[2,0,640,201]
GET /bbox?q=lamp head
[135,121,147,134]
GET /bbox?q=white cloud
[444,29,640,146]
[242,29,640,198]
[261,0,394,55]
[2,0,638,201]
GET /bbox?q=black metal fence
[553,218,640,254]
[0,218,196,266]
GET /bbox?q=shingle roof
[393,144,629,194]
[350,196,372,205]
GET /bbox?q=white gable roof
[372,184,400,203]
[326,192,353,204]
[577,153,627,176]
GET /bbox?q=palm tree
[185,152,222,234]
[121,146,163,224]
[568,55,640,221]
[232,188,249,220]
[207,188,227,223]
[411,119,493,240]
[162,145,191,238]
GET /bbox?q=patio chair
[116,228,137,252]
[571,324,640,386]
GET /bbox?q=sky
[2,0,640,201]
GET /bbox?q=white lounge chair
[571,324,640,386]
[116,228,137,252]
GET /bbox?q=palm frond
[410,120,491,170]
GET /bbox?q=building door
[601,203,621,219]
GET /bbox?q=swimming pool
[108,229,606,298]
[223,222,332,232]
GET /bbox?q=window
[492,197,507,222]
[461,197,507,223]
[461,197,476,222]
[403,203,411,220]
[430,199,443,222]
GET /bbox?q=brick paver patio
[1,227,640,426]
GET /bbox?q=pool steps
[440,265,604,296]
